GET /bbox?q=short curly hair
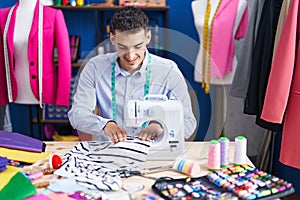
[111,6,149,34]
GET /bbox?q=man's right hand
[104,121,127,143]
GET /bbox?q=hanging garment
[243,0,284,131]
[54,140,150,191]
[271,0,292,60]
[261,0,300,169]
[230,0,266,98]
[0,0,71,106]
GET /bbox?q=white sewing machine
[124,94,185,160]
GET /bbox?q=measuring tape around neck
[111,53,152,121]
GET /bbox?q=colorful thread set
[207,136,246,170]
[207,164,294,199]
[152,164,294,200]
[55,0,91,6]
[173,158,201,177]
[152,176,238,199]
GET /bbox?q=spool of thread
[234,136,247,165]
[173,158,201,177]
[207,140,220,171]
[219,137,229,168]
[84,0,91,5]
[55,0,62,6]
[70,0,76,6]
[77,0,84,6]
[62,0,69,5]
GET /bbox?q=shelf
[32,118,69,123]
[52,4,170,11]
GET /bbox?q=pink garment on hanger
[261,0,300,169]
[210,0,248,78]
[0,0,71,106]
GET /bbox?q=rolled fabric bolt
[173,157,201,177]
[234,136,247,165]
[207,140,220,171]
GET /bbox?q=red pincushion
[50,154,62,169]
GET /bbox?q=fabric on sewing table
[54,140,150,191]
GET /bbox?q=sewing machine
[124,95,185,160]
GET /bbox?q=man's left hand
[137,123,163,141]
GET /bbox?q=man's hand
[104,121,127,143]
[137,122,163,141]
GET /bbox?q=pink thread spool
[207,140,220,171]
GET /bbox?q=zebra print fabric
[54,139,150,191]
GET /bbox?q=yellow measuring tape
[202,0,223,94]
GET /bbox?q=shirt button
[30,61,34,66]
[32,75,37,79]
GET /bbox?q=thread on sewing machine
[234,136,247,165]
[219,137,229,168]
[173,158,201,177]
[207,140,220,171]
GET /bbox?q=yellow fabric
[0,147,50,164]
[0,166,23,190]
[52,132,80,141]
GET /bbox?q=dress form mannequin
[14,0,39,104]
[192,0,247,85]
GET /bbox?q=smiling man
[68,6,196,143]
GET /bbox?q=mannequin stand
[29,105,43,140]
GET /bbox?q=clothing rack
[256,130,276,173]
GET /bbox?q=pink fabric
[210,0,248,78]
[25,194,52,200]
[261,0,300,168]
[0,0,71,106]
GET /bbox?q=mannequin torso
[14,0,39,104]
[192,0,247,85]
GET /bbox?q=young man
[68,6,196,143]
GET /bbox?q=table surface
[43,141,253,197]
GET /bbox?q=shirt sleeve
[68,62,110,140]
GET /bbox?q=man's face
[110,29,151,73]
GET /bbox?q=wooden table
[43,141,253,198]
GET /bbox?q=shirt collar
[113,49,150,77]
